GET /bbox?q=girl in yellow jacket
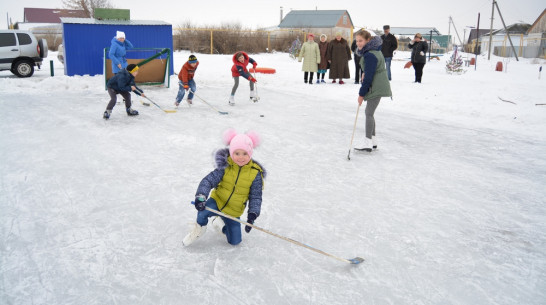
[183,129,266,246]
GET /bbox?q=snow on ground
[1,49,545,305]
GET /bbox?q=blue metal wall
[62,23,173,76]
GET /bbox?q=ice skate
[182,223,207,246]
[211,216,225,235]
[354,137,373,152]
[250,90,259,103]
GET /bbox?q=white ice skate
[354,137,373,152]
[211,216,225,234]
[250,90,259,103]
[182,223,207,246]
[228,95,235,106]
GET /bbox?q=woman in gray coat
[408,33,428,83]
[327,32,352,84]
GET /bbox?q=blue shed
[60,18,174,78]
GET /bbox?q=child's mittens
[194,194,207,211]
[249,76,257,83]
[252,62,257,68]
[245,212,257,233]
[183,83,189,90]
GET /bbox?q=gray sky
[2,0,544,39]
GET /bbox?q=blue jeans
[176,79,196,102]
[196,198,242,245]
[385,57,392,80]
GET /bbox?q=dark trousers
[107,88,131,111]
[412,63,425,83]
[304,72,314,83]
[354,55,362,83]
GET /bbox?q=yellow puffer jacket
[196,148,265,218]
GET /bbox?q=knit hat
[307,33,315,38]
[383,25,390,30]
[116,31,125,39]
[188,54,198,63]
[127,64,139,73]
[335,31,342,37]
[223,128,261,158]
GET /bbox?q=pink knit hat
[223,128,261,158]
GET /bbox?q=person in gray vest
[353,30,392,152]
[380,25,398,81]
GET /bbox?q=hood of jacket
[232,51,249,65]
[357,36,383,56]
[111,37,124,46]
[214,148,267,178]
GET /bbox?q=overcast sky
[2,0,544,39]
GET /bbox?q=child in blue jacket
[103,64,146,119]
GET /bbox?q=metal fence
[467,36,546,58]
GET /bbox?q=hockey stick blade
[348,257,365,264]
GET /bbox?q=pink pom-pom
[222,128,238,145]
[245,130,261,148]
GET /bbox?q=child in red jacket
[229,51,257,106]
[175,54,199,106]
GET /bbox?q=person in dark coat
[351,37,362,84]
[408,33,428,83]
[103,64,145,119]
[327,32,352,84]
[317,34,329,83]
[380,25,398,81]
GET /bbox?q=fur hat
[188,54,198,63]
[320,34,327,40]
[223,128,261,158]
[116,31,125,39]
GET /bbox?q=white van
[0,30,48,77]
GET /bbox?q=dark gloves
[245,212,257,233]
[194,194,207,211]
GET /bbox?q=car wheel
[13,60,34,77]
[38,39,48,58]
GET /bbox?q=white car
[0,30,48,77]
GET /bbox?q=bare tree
[62,0,113,18]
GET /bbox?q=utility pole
[487,0,495,60]
[449,16,464,46]
[494,1,519,61]
[475,13,480,71]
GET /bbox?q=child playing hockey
[229,51,258,106]
[103,64,146,119]
[182,128,266,246]
[175,54,199,107]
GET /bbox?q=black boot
[126,108,139,116]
